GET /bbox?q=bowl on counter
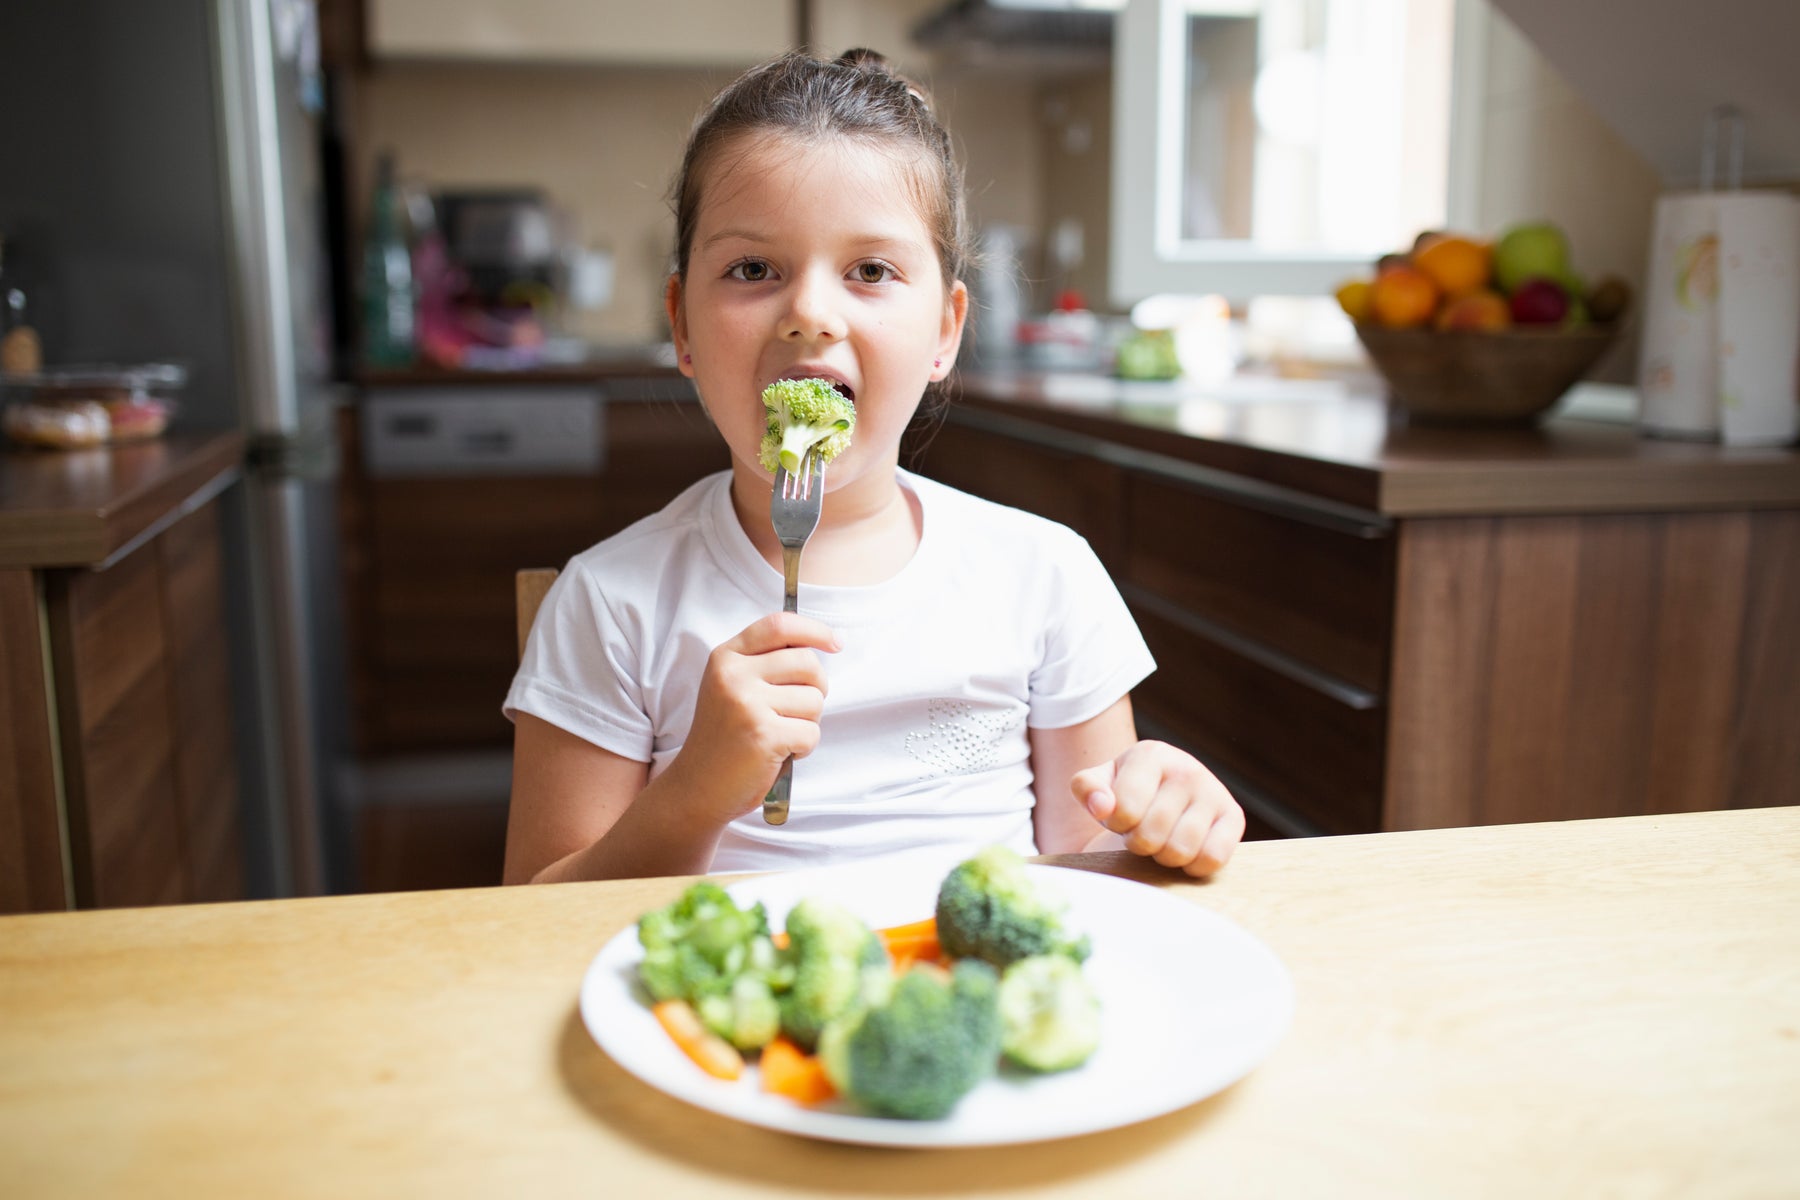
[1,362,184,449]
[1354,325,1618,425]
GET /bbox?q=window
[1111,0,1483,303]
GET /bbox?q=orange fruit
[1434,289,1512,331]
[1335,278,1374,324]
[1412,236,1492,299]
[1370,265,1440,329]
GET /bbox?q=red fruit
[1509,278,1570,326]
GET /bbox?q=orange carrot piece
[652,1000,744,1081]
[759,1036,837,1105]
[771,931,790,951]
[876,916,937,944]
[877,917,941,967]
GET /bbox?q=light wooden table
[2,808,1797,1198]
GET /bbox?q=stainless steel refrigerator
[0,0,351,895]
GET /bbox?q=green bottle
[361,153,415,367]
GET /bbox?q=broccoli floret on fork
[759,377,856,474]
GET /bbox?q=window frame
[1108,0,1490,305]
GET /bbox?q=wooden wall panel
[1641,516,1748,815]
[1387,510,1800,831]
[1730,510,1800,809]
[0,568,67,912]
[157,503,244,903]
[50,550,187,908]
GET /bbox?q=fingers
[1070,761,1117,823]
[1086,741,1246,877]
[728,611,842,656]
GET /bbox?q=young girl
[503,49,1243,884]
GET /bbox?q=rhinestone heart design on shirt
[905,699,1024,779]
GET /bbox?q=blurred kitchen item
[1357,325,1617,425]
[1638,110,1799,446]
[1,362,185,447]
[436,188,557,300]
[1114,328,1182,380]
[1019,289,1103,371]
[970,223,1026,364]
[0,238,43,375]
[1131,293,1243,382]
[559,243,615,314]
[361,151,416,367]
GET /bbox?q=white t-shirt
[504,468,1155,872]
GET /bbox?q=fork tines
[780,452,817,500]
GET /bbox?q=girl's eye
[853,261,896,284]
[727,260,772,282]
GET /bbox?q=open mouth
[774,370,855,405]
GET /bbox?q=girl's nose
[781,270,848,343]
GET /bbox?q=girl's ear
[665,275,693,377]
[932,280,970,382]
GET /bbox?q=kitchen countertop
[952,371,1800,516]
[2,807,1795,1197]
[345,354,1800,516]
[0,430,245,569]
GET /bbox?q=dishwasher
[361,386,603,478]
[349,384,606,890]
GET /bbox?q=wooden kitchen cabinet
[913,379,1800,838]
[367,0,795,66]
[338,374,728,755]
[0,433,246,912]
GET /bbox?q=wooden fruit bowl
[1354,325,1618,425]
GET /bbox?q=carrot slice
[771,931,790,951]
[759,1036,837,1105]
[652,1000,744,1081]
[877,917,941,968]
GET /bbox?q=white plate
[578,854,1294,1147]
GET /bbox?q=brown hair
[670,48,973,291]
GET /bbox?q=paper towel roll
[1718,195,1800,446]
[1639,191,1800,445]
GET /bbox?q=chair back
[515,568,561,658]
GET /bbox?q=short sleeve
[502,559,656,762]
[1026,531,1157,729]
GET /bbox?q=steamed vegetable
[817,960,1003,1119]
[997,954,1102,1072]
[934,845,1091,969]
[758,377,855,473]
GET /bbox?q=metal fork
[762,451,825,825]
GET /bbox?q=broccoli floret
[935,846,1091,970]
[758,377,855,474]
[636,881,774,1004]
[818,960,1003,1119]
[778,897,886,1050]
[697,973,783,1051]
[998,955,1101,1072]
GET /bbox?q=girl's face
[667,132,968,500]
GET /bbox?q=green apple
[1494,222,1571,294]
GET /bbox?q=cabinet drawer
[1132,602,1384,835]
[1124,476,1393,695]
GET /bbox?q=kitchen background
[1,0,1794,905]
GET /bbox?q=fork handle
[765,544,803,825]
[780,545,802,613]
[763,756,793,825]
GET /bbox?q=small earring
[933,358,942,369]
[682,354,692,365]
